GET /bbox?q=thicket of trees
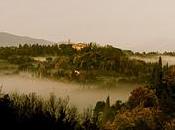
[0,92,100,130]
[93,58,175,130]
[96,57,175,130]
[0,43,156,85]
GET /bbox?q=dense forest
[0,43,157,86]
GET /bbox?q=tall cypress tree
[151,57,163,98]
[103,96,111,123]
[158,56,163,82]
[155,56,163,98]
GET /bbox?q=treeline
[0,43,78,57]
[0,44,60,57]
[134,51,175,57]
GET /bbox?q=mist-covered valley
[130,55,175,66]
[0,44,175,110]
[3,0,175,128]
[0,72,138,110]
[0,43,175,129]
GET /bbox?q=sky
[1,0,175,51]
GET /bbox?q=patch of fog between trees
[130,55,175,66]
[0,73,138,111]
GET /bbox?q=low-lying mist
[0,73,139,110]
[130,55,175,66]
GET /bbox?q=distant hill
[0,32,54,46]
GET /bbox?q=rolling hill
[0,32,53,46]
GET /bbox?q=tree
[151,57,163,98]
[128,87,157,109]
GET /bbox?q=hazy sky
[1,0,175,51]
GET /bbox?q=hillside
[0,32,53,46]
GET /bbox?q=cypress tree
[102,96,110,123]
[155,56,163,98]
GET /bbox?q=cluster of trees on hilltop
[0,44,60,57]
[163,51,175,56]
[0,43,157,85]
[133,51,175,57]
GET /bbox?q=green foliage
[0,43,156,86]
[128,87,158,109]
[111,107,162,130]
[149,57,175,116]
[94,101,105,115]
[101,58,175,130]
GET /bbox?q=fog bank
[0,73,138,110]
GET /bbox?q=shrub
[128,87,158,109]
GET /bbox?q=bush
[128,87,158,109]
[0,93,91,130]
